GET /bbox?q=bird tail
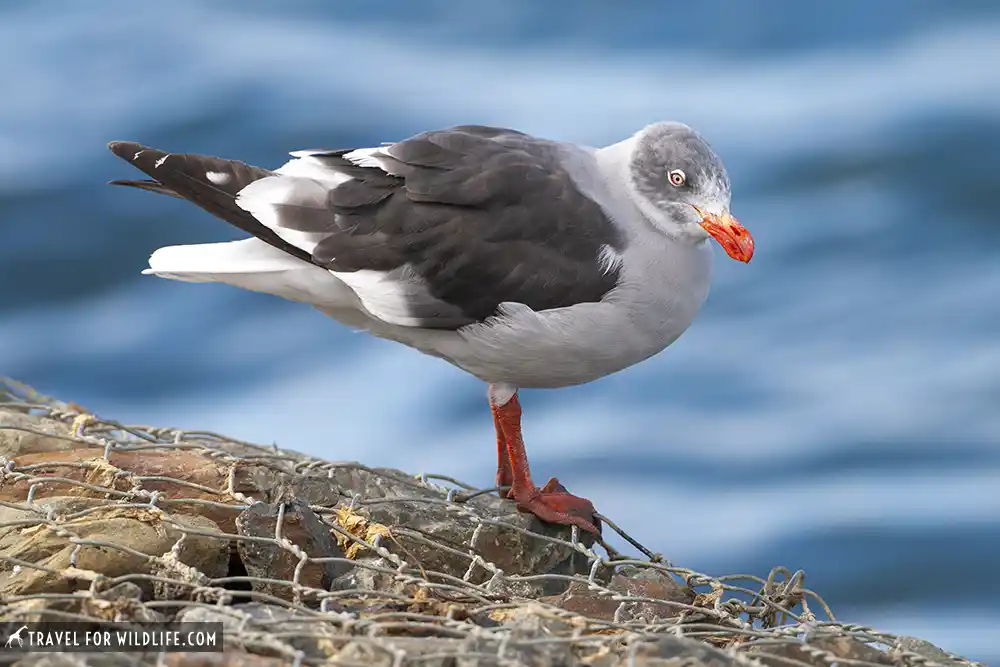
[107,141,351,307]
[107,141,314,264]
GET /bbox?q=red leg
[492,403,514,489]
[490,391,601,536]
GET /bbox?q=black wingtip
[107,178,143,187]
[107,178,183,199]
[107,141,145,162]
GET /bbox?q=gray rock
[177,603,345,662]
[630,636,742,667]
[329,555,404,597]
[11,653,154,667]
[750,634,893,667]
[325,465,594,596]
[894,636,972,667]
[235,499,351,604]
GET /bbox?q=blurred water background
[2,1,999,661]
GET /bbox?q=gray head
[627,122,753,263]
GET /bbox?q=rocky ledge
[0,378,983,667]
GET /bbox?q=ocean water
[2,1,999,661]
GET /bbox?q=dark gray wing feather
[308,126,624,326]
[108,126,624,329]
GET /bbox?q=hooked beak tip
[696,207,754,263]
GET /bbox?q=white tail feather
[143,237,357,308]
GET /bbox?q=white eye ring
[667,169,686,187]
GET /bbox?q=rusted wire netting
[0,377,985,667]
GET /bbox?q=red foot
[490,388,602,537]
[512,476,602,536]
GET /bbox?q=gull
[107,121,754,536]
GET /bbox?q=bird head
[627,121,754,263]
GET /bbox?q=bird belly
[321,241,714,389]
[434,272,706,389]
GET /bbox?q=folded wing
[109,125,624,329]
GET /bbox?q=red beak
[695,207,754,263]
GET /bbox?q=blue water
[2,2,999,661]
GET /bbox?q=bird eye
[667,169,686,187]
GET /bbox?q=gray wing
[109,125,625,329]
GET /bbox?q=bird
[107,121,754,538]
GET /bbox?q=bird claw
[513,476,602,536]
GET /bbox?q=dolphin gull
[107,122,754,536]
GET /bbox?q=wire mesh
[0,377,986,667]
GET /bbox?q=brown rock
[0,447,245,534]
[0,408,97,459]
[608,566,694,622]
[542,565,692,623]
[0,445,345,539]
[0,505,228,599]
[0,496,106,539]
[1,384,987,667]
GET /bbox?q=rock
[0,427,339,539]
[334,639,425,667]
[329,555,404,597]
[500,607,578,666]
[0,496,106,538]
[750,634,893,667]
[12,654,157,667]
[0,408,98,459]
[235,464,343,508]
[177,603,344,662]
[542,565,693,623]
[160,652,291,667]
[1,409,593,599]
[0,505,228,599]
[235,500,351,603]
[325,466,593,596]
[0,447,247,534]
[336,638,485,667]
[83,581,166,624]
[0,385,984,667]
[630,637,742,667]
[893,636,969,666]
